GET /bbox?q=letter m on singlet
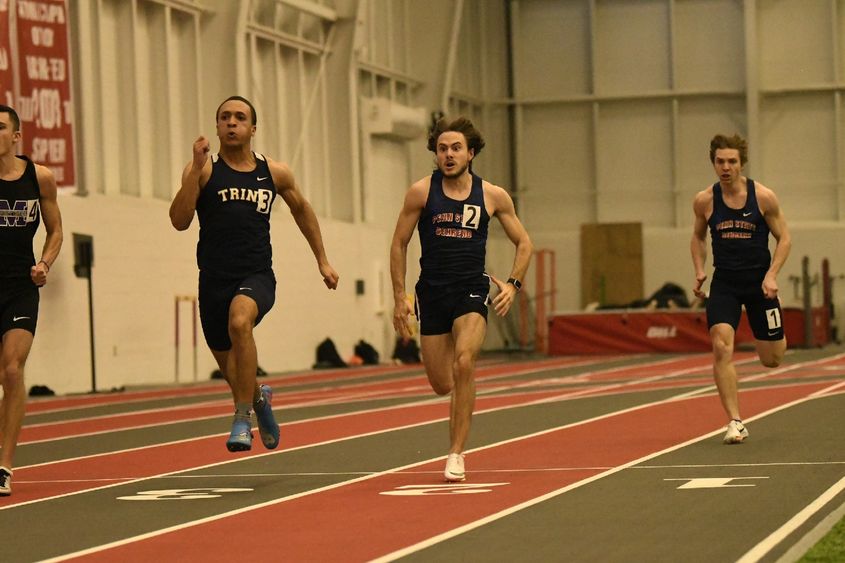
[0,200,34,227]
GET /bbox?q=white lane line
[42,378,844,562]
[15,460,845,484]
[18,354,704,446]
[14,467,617,484]
[667,353,845,401]
[25,366,420,416]
[737,476,845,563]
[810,379,845,396]
[8,359,837,512]
[774,499,845,563]
[21,356,614,444]
[17,381,644,446]
[634,461,845,469]
[2,381,623,511]
[373,378,845,562]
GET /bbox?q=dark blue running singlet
[0,156,41,279]
[196,153,277,279]
[417,170,489,286]
[708,178,771,271]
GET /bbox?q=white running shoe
[723,419,749,444]
[0,466,12,496]
[444,453,466,482]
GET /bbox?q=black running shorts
[0,277,39,336]
[198,269,276,351]
[414,275,490,336]
[706,268,784,341]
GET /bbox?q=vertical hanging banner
[14,0,75,189]
[0,0,13,106]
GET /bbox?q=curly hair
[427,116,485,157]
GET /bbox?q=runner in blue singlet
[691,133,791,444]
[391,117,533,481]
[0,105,63,495]
[170,96,339,453]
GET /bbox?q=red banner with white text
[0,1,14,106]
[13,0,75,188]
[547,308,828,355]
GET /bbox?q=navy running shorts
[198,269,276,351]
[706,268,784,341]
[0,277,39,336]
[414,275,490,336]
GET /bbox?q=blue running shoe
[226,415,253,452]
[255,384,280,449]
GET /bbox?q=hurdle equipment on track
[174,295,198,382]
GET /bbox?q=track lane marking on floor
[19,354,718,447]
[22,356,624,442]
[13,460,845,486]
[373,379,845,563]
[737,475,845,563]
[6,368,699,509]
[8,355,838,510]
[25,364,419,414]
[775,498,845,563]
[666,353,845,402]
[40,381,840,562]
[25,357,591,415]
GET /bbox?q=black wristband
[507,278,522,292]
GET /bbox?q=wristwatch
[507,278,522,292]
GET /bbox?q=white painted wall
[18,0,845,394]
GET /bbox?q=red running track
[11,353,819,508]
[61,379,838,562]
[21,355,698,443]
